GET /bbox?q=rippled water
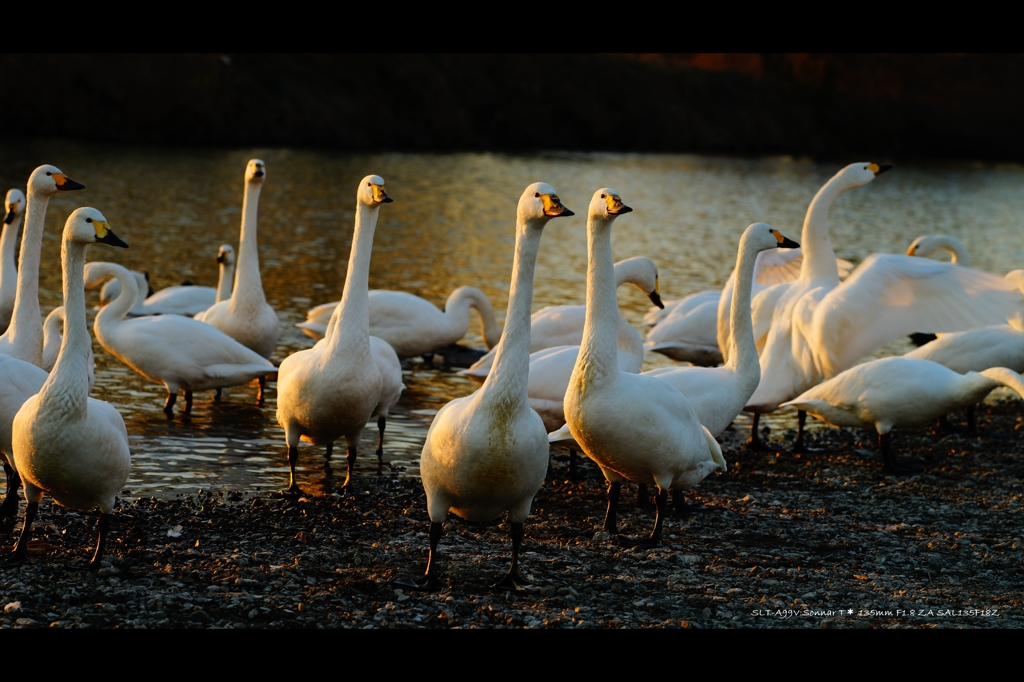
[1,141,1022,498]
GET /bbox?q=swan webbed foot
[671,490,710,514]
[492,571,536,592]
[2,501,37,569]
[396,521,444,592]
[0,552,28,569]
[615,535,663,549]
[284,484,304,497]
[393,575,441,592]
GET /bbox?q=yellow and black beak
[905,245,917,256]
[91,220,129,248]
[53,173,86,191]
[541,194,573,218]
[253,167,265,178]
[605,194,632,215]
[3,208,16,225]
[770,229,799,249]
[217,253,228,263]
[371,184,393,204]
[868,163,893,176]
[649,276,663,308]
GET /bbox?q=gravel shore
[2,400,1022,629]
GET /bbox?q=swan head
[835,161,893,190]
[358,175,393,206]
[905,234,966,262]
[65,207,128,249]
[588,188,632,221]
[4,189,25,224]
[518,182,572,224]
[28,164,86,196]
[216,244,235,266]
[743,222,800,253]
[245,159,267,184]
[614,256,662,308]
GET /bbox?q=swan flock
[0,157,1021,601]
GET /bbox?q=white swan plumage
[276,175,403,492]
[0,165,85,366]
[42,305,95,392]
[195,160,279,361]
[5,207,131,567]
[85,261,275,414]
[564,188,725,547]
[906,234,969,265]
[782,357,1024,475]
[395,182,572,591]
[0,189,26,334]
[644,223,800,437]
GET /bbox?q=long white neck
[726,239,761,393]
[94,263,139,331]
[216,258,235,304]
[978,367,1024,401]
[230,180,266,314]
[576,217,621,387]
[326,201,379,356]
[798,176,844,283]
[3,190,50,366]
[38,237,90,418]
[444,286,502,349]
[479,218,545,403]
[0,212,22,302]
[932,236,970,266]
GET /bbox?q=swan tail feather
[702,425,726,473]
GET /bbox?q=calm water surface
[1,141,1022,498]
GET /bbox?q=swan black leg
[286,445,301,494]
[672,488,708,514]
[375,416,386,470]
[215,388,222,401]
[568,449,587,480]
[749,413,764,449]
[617,487,668,548]
[184,390,194,415]
[880,432,923,476]
[967,406,978,436]
[637,483,654,510]
[257,376,266,405]
[89,514,110,568]
[343,446,357,488]
[793,410,807,453]
[394,521,444,591]
[603,481,621,534]
[163,390,177,415]
[1,501,37,568]
[0,463,19,522]
[493,522,532,590]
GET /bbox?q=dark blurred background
[4,53,1023,160]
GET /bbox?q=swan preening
[0,189,26,334]
[395,183,573,591]
[4,208,131,567]
[297,286,502,361]
[276,175,404,493]
[783,358,1024,475]
[564,189,725,548]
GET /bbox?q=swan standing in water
[195,160,279,399]
[564,189,725,548]
[0,166,85,366]
[395,183,572,591]
[85,262,276,414]
[745,163,1024,449]
[0,189,26,334]
[297,286,502,360]
[3,208,131,568]
[276,176,403,493]
[463,256,661,378]
[782,358,1024,475]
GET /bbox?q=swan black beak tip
[649,291,664,309]
[779,237,800,249]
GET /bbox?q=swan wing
[813,254,1024,378]
[305,300,340,325]
[142,286,217,316]
[752,249,853,287]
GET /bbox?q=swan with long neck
[85,261,275,414]
[395,183,572,592]
[783,358,1024,475]
[643,223,799,437]
[0,189,26,334]
[3,207,131,568]
[296,285,502,359]
[195,160,279,364]
[461,257,661,379]
[906,235,969,266]
[276,175,403,493]
[563,189,725,548]
[0,166,85,366]
[42,305,96,391]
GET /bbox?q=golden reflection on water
[1,141,1023,497]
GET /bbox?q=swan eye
[601,194,606,199]
[46,172,51,176]
[534,192,540,198]
[368,182,372,187]
[86,218,93,223]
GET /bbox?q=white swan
[85,261,276,415]
[643,223,800,438]
[782,357,1024,475]
[745,162,1024,447]
[296,286,502,360]
[463,257,659,377]
[0,355,47,521]
[0,189,26,334]
[276,175,404,492]
[0,166,85,366]
[99,270,151,313]
[3,207,131,568]
[394,183,572,592]
[563,189,725,547]
[195,160,279,366]
[905,314,1024,375]
[41,306,95,392]
[906,234,969,265]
